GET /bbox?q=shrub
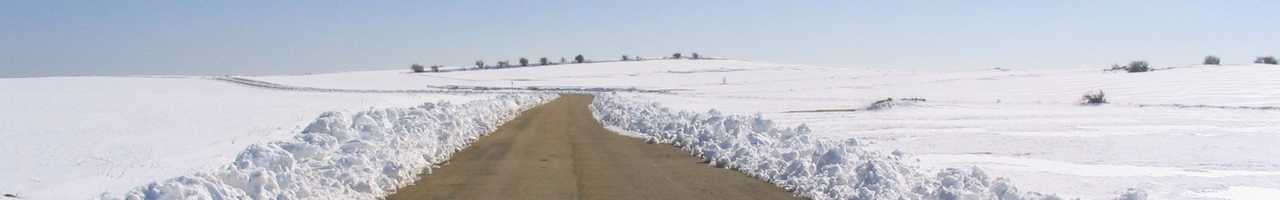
[1081,90,1107,105]
[622,55,630,61]
[497,61,510,68]
[539,57,550,65]
[692,53,701,59]
[475,60,485,69]
[1257,56,1278,65]
[410,64,426,73]
[672,53,683,59]
[560,57,568,64]
[519,58,529,66]
[1126,61,1150,73]
[430,65,441,72]
[1204,55,1221,65]
[574,55,585,63]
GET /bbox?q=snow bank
[103,94,555,200]
[589,94,1064,200]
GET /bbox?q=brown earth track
[386,95,798,200]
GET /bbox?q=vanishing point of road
[387,95,797,200]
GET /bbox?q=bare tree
[1125,61,1150,73]
[1256,56,1278,65]
[411,64,426,73]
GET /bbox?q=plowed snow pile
[591,95,1077,200]
[106,94,553,199]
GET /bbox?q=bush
[1257,56,1278,65]
[430,65,441,72]
[497,61,510,68]
[672,53,683,59]
[622,55,630,61]
[410,64,426,73]
[560,57,568,64]
[519,58,529,66]
[574,55,585,63]
[539,57,550,65]
[692,53,701,59]
[1081,90,1108,105]
[1204,55,1221,65]
[475,60,485,69]
[1126,61,1150,73]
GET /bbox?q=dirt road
[387,95,797,200]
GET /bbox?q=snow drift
[589,94,1066,200]
[104,94,555,200]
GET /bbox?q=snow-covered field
[256,59,1280,199]
[0,76,514,199]
[5,59,1278,199]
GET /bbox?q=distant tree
[411,64,426,73]
[1204,55,1221,65]
[635,56,644,61]
[539,57,550,65]
[672,53,683,59]
[430,65,441,72]
[561,57,568,64]
[475,60,485,69]
[1126,61,1151,73]
[574,54,585,63]
[519,57,529,66]
[691,53,701,59]
[622,54,631,61]
[1256,56,1278,65]
[497,61,510,68]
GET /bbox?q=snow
[590,94,1060,200]
[252,59,1280,199]
[0,76,496,199]
[7,58,1280,199]
[1192,186,1280,200]
[109,94,553,199]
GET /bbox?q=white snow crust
[105,94,553,199]
[590,94,1063,200]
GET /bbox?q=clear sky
[2,0,1277,77]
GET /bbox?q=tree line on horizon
[411,52,710,73]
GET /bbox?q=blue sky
[2,0,1276,77]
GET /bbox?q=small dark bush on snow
[672,53,683,59]
[410,64,426,73]
[1126,61,1150,73]
[574,55,585,63]
[1204,55,1221,65]
[519,58,529,66]
[475,60,485,69]
[539,57,550,65]
[1082,90,1108,105]
[1256,56,1278,65]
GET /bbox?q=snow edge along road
[99,94,556,200]
[589,94,1151,200]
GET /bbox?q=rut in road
[387,95,797,200]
